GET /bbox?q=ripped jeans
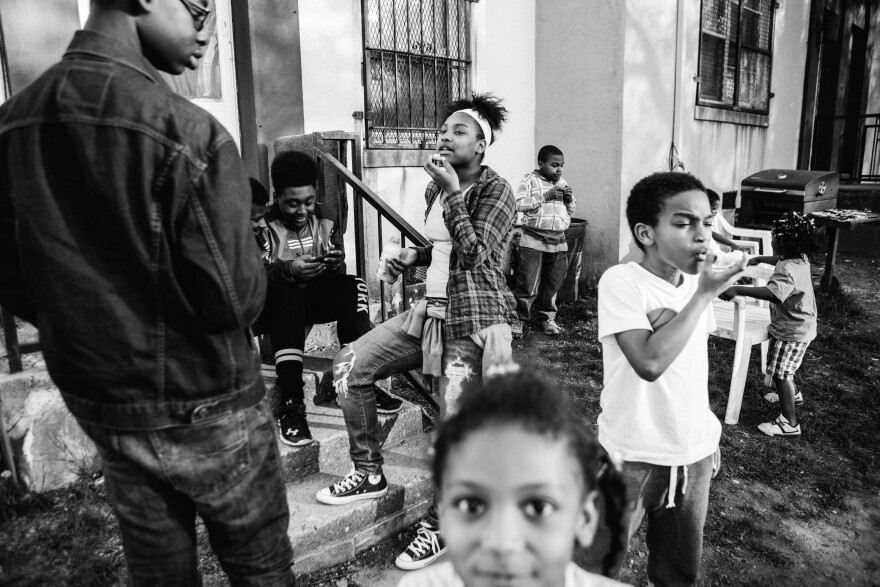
[333,309,507,474]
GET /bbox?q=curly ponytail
[444,92,509,144]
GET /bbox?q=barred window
[697,0,775,114]
[362,0,472,149]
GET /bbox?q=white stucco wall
[618,0,679,258]
[298,0,363,136]
[537,0,626,283]
[617,0,810,260]
[680,0,810,193]
[471,0,536,190]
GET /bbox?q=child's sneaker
[395,519,447,570]
[277,400,312,447]
[758,414,801,437]
[375,387,404,414]
[316,468,388,505]
[762,391,804,405]
[541,319,562,336]
[510,320,524,338]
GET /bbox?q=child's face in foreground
[438,424,596,587]
[276,185,316,228]
[537,154,565,183]
[641,190,713,276]
[138,0,210,74]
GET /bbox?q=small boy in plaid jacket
[513,145,575,335]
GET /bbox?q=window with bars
[362,0,472,149]
[697,0,775,115]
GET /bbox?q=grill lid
[741,169,838,194]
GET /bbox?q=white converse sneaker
[395,519,447,570]
[316,468,388,505]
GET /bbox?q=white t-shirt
[425,193,452,299]
[597,262,720,466]
[396,561,627,587]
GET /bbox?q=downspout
[669,0,686,171]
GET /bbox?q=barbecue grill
[739,169,839,226]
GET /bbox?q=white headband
[454,108,493,146]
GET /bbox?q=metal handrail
[812,113,880,182]
[315,147,437,415]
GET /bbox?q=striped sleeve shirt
[515,170,576,232]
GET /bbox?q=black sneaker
[395,519,447,570]
[316,468,388,505]
[376,387,403,414]
[277,401,312,447]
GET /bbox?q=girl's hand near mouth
[425,157,460,195]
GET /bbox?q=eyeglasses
[179,0,211,32]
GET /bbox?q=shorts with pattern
[766,337,809,380]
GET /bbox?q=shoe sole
[757,425,801,438]
[377,406,403,414]
[316,486,388,505]
[395,547,448,571]
[279,435,313,447]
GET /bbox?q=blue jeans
[514,247,568,322]
[333,309,487,474]
[579,450,718,586]
[80,398,295,586]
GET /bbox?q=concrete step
[287,432,434,574]
[261,357,393,411]
[262,350,430,575]
[275,401,423,485]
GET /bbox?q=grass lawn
[1,253,878,586]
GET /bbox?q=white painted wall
[537,0,626,283]
[616,0,809,261]
[679,0,810,193]
[471,0,536,191]
[618,0,679,258]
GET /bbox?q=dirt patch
[2,253,879,586]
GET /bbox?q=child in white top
[722,212,818,437]
[398,367,629,587]
[595,172,745,586]
[706,189,751,268]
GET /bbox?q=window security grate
[362,0,471,149]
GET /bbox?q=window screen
[363,0,472,149]
[697,0,774,114]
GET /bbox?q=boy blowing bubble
[591,172,745,586]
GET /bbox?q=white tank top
[425,193,453,299]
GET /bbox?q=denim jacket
[0,31,266,429]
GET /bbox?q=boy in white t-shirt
[594,172,745,586]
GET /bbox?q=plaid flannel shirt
[412,166,517,339]
[515,170,576,232]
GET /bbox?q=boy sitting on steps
[255,151,401,447]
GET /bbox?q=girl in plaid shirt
[722,212,818,438]
[317,94,518,571]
